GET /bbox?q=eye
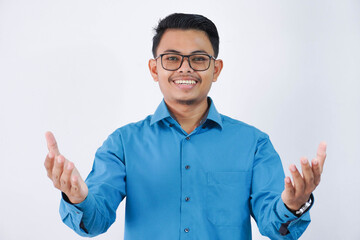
[191,56,207,62]
[165,55,180,61]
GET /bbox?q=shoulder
[110,115,154,138]
[220,114,269,140]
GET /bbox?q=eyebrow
[163,49,210,55]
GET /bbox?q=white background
[0,0,359,239]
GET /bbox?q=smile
[173,80,197,85]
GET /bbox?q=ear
[212,59,223,82]
[148,59,159,82]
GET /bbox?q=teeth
[174,80,197,85]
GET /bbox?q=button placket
[180,135,194,238]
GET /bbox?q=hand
[44,131,88,204]
[281,142,327,211]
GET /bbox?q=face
[149,29,223,106]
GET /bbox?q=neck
[165,98,209,134]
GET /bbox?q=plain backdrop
[0,0,359,239]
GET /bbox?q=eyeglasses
[155,53,216,71]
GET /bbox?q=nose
[177,56,193,73]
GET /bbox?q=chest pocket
[206,171,251,226]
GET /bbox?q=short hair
[152,13,220,58]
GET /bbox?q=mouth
[173,79,197,85]
[170,77,200,90]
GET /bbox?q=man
[44,13,327,239]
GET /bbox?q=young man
[44,13,327,239]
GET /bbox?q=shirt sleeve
[59,130,126,237]
[250,133,313,239]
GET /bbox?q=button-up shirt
[59,98,311,240]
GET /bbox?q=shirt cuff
[276,195,313,222]
[59,192,96,222]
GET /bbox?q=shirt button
[185,165,190,170]
[184,228,190,233]
[186,136,190,140]
[169,124,174,127]
[185,197,190,201]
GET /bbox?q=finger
[71,175,81,193]
[311,158,321,185]
[283,176,295,198]
[60,161,74,193]
[300,157,315,194]
[70,175,86,204]
[52,155,65,189]
[45,131,60,156]
[289,164,305,195]
[315,141,327,173]
[44,151,55,179]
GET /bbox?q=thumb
[45,131,60,156]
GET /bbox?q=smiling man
[44,13,327,240]
[149,27,222,134]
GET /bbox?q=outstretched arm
[251,136,327,239]
[45,130,126,237]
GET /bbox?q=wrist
[285,194,314,217]
[62,192,87,204]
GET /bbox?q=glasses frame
[155,53,216,72]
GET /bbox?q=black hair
[152,13,219,58]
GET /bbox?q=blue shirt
[59,98,311,240]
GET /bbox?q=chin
[175,98,197,105]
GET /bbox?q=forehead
[157,29,214,55]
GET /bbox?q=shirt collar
[150,97,223,129]
[150,100,171,126]
[206,97,223,129]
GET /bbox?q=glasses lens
[189,55,211,71]
[161,54,182,70]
